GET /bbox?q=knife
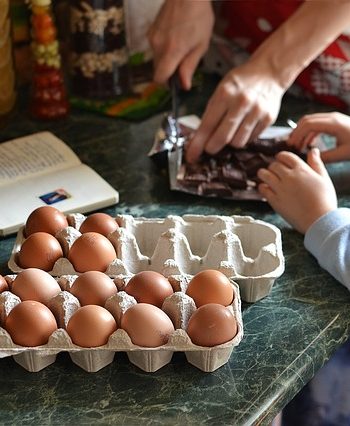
[147,71,184,167]
[169,71,180,141]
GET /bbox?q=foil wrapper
[148,114,189,168]
[151,115,323,201]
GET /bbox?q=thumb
[178,46,204,90]
[307,148,328,177]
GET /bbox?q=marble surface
[1,75,350,425]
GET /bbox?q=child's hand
[287,112,350,163]
[257,148,337,234]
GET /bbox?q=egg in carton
[8,212,117,276]
[0,273,243,373]
[8,213,284,303]
[112,214,284,302]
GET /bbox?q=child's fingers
[302,132,319,150]
[274,151,303,168]
[258,182,276,201]
[267,160,293,180]
[307,148,328,176]
[288,116,338,149]
[321,145,350,163]
[257,167,280,189]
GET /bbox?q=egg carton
[8,214,284,303]
[0,274,243,373]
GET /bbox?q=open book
[0,131,119,236]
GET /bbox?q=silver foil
[151,115,321,201]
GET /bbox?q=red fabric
[220,0,350,109]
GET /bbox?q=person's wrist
[243,55,289,93]
[303,207,337,234]
[249,45,303,91]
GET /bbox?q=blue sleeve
[304,208,350,290]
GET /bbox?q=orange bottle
[29,0,69,119]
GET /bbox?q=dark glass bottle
[69,0,129,100]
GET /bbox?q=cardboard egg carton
[8,214,284,303]
[0,275,243,373]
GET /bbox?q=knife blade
[169,71,180,140]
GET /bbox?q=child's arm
[304,208,350,290]
[288,112,350,163]
[257,148,350,289]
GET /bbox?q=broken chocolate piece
[247,138,289,155]
[221,165,247,189]
[240,153,270,178]
[175,135,305,200]
[199,182,233,197]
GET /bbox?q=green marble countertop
[1,75,350,425]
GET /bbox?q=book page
[0,132,81,187]
[0,164,119,236]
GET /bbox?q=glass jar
[0,0,16,127]
[69,0,129,100]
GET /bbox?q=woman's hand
[147,0,214,90]
[257,149,337,234]
[288,112,350,163]
[186,61,285,163]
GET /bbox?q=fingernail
[308,147,320,160]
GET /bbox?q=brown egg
[5,300,58,347]
[68,232,117,273]
[25,206,68,237]
[67,305,117,347]
[121,303,175,347]
[125,271,174,307]
[186,270,234,307]
[11,268,61,305]
[70,271,117,306]
[0,275,8,293]
[187,303,238,347]
[79,213,119,237]
[18,232,63,271]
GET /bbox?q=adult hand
[257,149,337,234]
[147,0,214,90]
[288,112,350,163]
[186,61,285,163]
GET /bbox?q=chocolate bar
[176,139,304,200]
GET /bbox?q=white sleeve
[304,208,350,291]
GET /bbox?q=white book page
[0,164,119,236]
[0,132,81,187]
